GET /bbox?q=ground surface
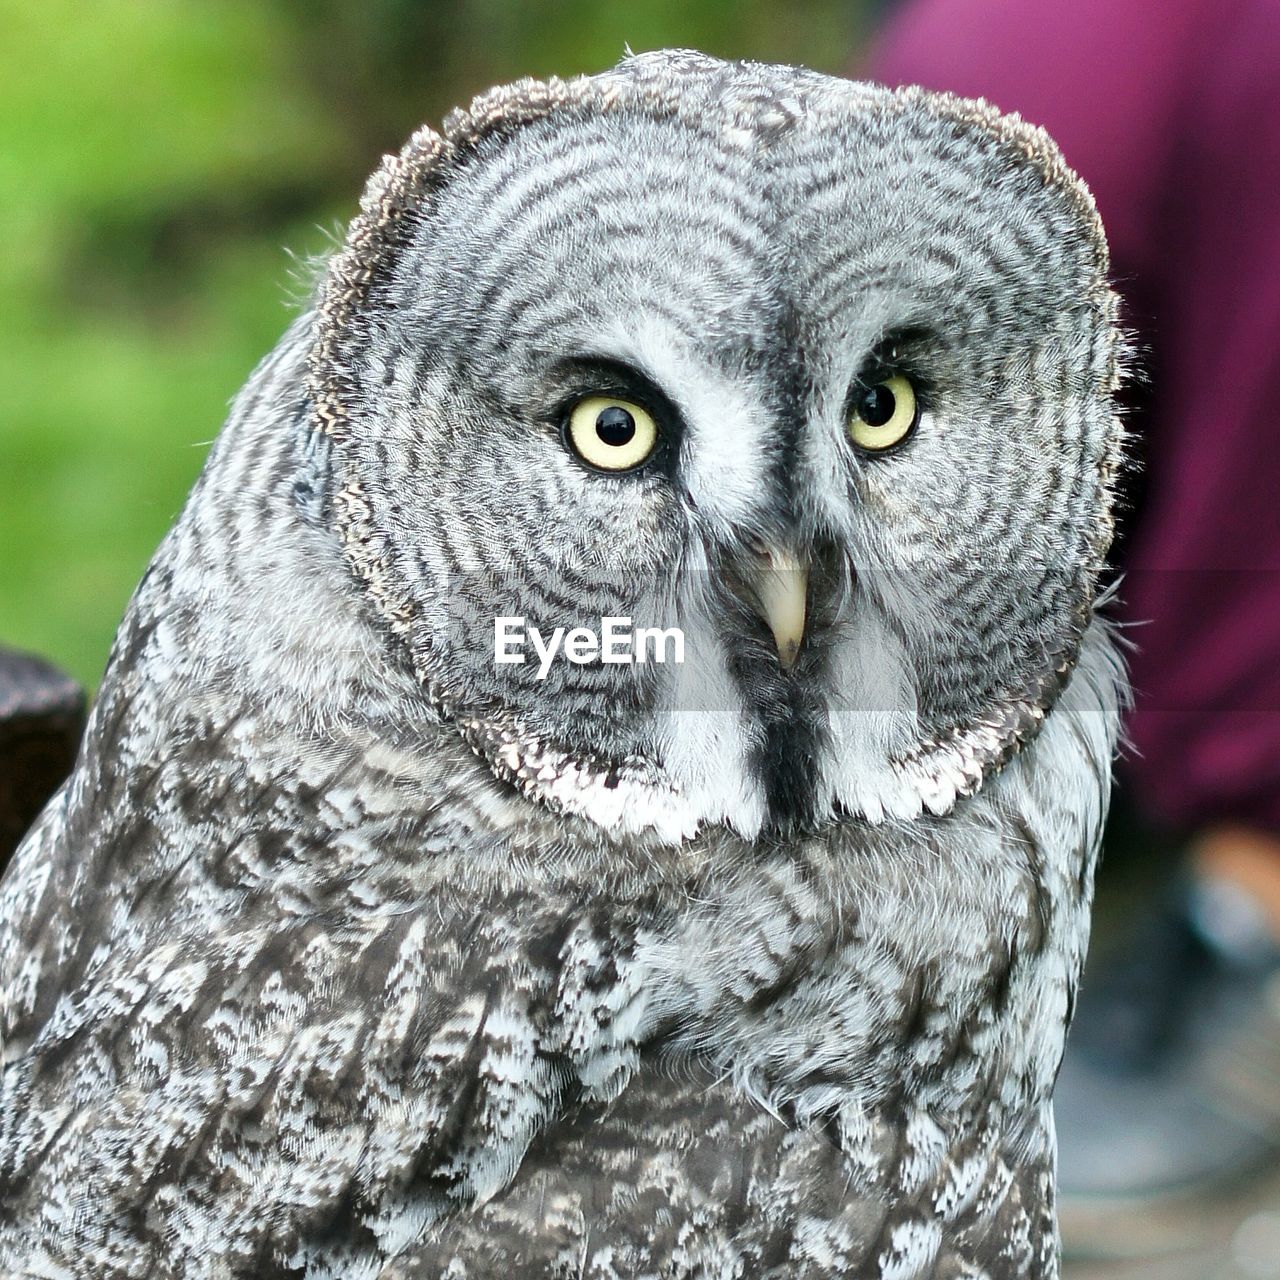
[1063,1156,1280,1280]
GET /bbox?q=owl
[0,51,1125,1280]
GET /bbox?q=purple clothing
[869,0,1280,831]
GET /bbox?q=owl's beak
[746,543,809,671]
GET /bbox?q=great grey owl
[0,50,1126,1280]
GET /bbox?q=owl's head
[309,51,1123,842]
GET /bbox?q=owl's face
[315,53,1121,841]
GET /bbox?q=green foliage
[0,0,867,686]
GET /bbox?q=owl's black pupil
[859,384,896,427]
[595,405,636,446]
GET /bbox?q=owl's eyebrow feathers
[543,349,674,393]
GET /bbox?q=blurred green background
[0,0,871,688]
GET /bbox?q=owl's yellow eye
[565,396,659,472]
[847,374,918,452]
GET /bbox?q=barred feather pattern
[1,53,1125,1279]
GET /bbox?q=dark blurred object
[0,649,85,869]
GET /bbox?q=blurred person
[866,0,1280,1239]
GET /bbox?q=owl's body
[0,54,1124,1279]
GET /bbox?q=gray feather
[0,51,1126,1279]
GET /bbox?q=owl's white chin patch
[545,772,709,845]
